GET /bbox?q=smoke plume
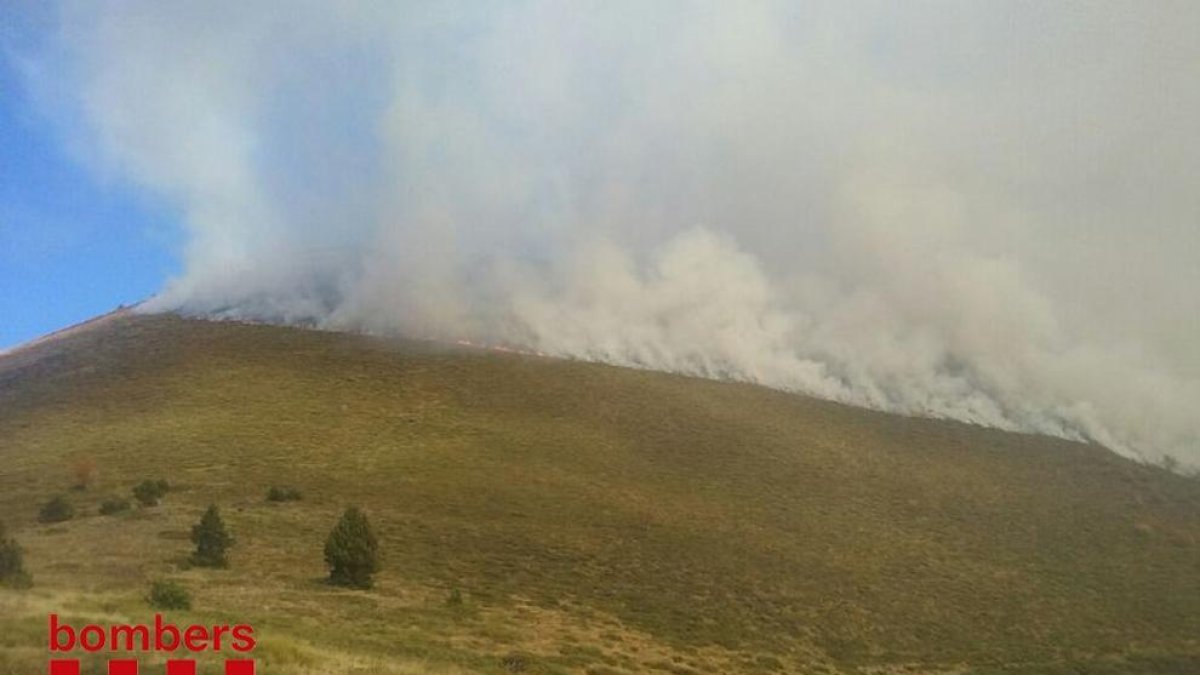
[27,1,1200,464]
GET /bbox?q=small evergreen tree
[0,522,31,588]
[38,495,75,523]
[324,507,379,588]
[190,505,232,568]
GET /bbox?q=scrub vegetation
[0,314,1197,674]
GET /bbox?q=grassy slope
[0,314,1197,674]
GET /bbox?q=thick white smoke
[28,1,1200,464]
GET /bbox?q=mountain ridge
[1,312,1197,674]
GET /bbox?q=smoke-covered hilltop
[26,1,1200,464]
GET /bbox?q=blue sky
[0,5,179,349]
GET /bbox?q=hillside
[0,313,1197,674]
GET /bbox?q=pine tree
[0,522,31,588]
[190,505,232,568]
[324,507,379,588]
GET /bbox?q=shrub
[266,486,303,502]
[147,580,191,610]
[190,505,232,568]
[446,587,464,607]
[70,457,97,491]
[99,498,131,516]
[500,653,530,673]
[324,507,379,589]
[0,522,32,588]
[38,495,75,524]
[133,479,170,507]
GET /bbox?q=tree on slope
[0,522,31,588]
[324,507,379,588]
[190,505,232,568]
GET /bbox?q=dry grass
[1,314,1198,674]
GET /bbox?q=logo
[48,614,256,674]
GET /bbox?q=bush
[147,580,191,610]
[38,495,75,524]
[324,507,379,589]
[133,479,170,507]
[70,457,97,491]
[0,522,32,588]
[500,653,530,673]
[98,498,131,516]
[190,505,232,568]
[266,486,303,502]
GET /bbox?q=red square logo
[49,660,80,675]
[108,659,138,675]
[167,660,197,675]
[225,660,255,675]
